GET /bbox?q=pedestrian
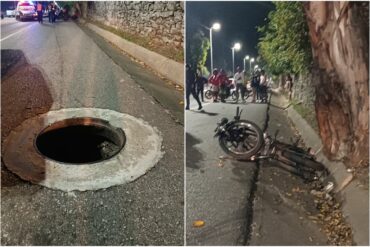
[218,69,230,103]
[250,71,260,103]
[50,3,56,23]
[234,66,245,103]
[48,3,52,23]
[186,64,202,110]
[195,71,208,102]
[285,74,293,100]
[36,2,43,23]
[208,69,220,103]
[259,70,268,103]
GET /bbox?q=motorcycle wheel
[205,90,212,100]
[282,149,326,171]
[218,120,263,160]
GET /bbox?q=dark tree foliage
[257,2,312,75]
[187,30,210,74]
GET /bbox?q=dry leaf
[193,220,205,228]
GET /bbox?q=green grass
[87,20,184,63]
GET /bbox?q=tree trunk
[304,2,369,167]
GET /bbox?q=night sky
[186,1,274,75]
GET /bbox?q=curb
[86,23,184,87]
[285,100,369,246]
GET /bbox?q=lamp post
[209,22,221,72]
[231,42,241,75]
[250,57,255,75]
[243,55,250,73]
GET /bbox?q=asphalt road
[186,94,330,245]
[1,18,183,245]
[186,97,267,245]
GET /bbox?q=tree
[187,30,210,75]
[304,2,369,167]
[257,2,312,75]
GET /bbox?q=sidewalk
[84,22,184,87]
[271,91,369,246]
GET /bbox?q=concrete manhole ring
[2,108,164,191]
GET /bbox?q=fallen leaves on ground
[193,220,205,228]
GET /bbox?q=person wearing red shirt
[218,69,229,103]
[208,69,220,102]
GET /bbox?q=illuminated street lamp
[250,57,255,74]
[209,22,221,72]
[243,55,250,72]
[231,42,241,75]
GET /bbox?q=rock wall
[86,1,184,49]
[304,2,369,167]
[291,72,316,108]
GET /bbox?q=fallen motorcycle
[214,107,328,181]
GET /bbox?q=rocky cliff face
[304,2,369,167]
[86,1,184,49]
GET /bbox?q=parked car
[15,1,37,21]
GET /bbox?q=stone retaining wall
[86,1,184,49]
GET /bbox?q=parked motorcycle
[205,84,237,101]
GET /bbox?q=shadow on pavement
[189,109,218,116]
[1,49,53,187]
[186,132,204,169]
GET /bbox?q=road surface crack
[244,95,272,245]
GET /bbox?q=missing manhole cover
[2,108,163,191]
[35,118,126,164]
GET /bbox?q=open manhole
[35,117,126,164]
[2,108,163,191]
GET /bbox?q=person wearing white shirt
[234,66,245,102]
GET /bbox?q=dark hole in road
[35,117,126,164]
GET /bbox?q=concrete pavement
[1,19,183,245]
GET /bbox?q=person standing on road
[50,3,56,23]
[36,3,43,23]
[195,71,208,102]
[259,70,268,103]
[186,64,202,110]
[234,66,245,103]
[208,69,220,103]
[251,71,260,103]
[218,69,229,103]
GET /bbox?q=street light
[243,55,250,72]
[254,64,259,69]
[209,22,221,72]
[250,57,255,75]
[231,42,241,75]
